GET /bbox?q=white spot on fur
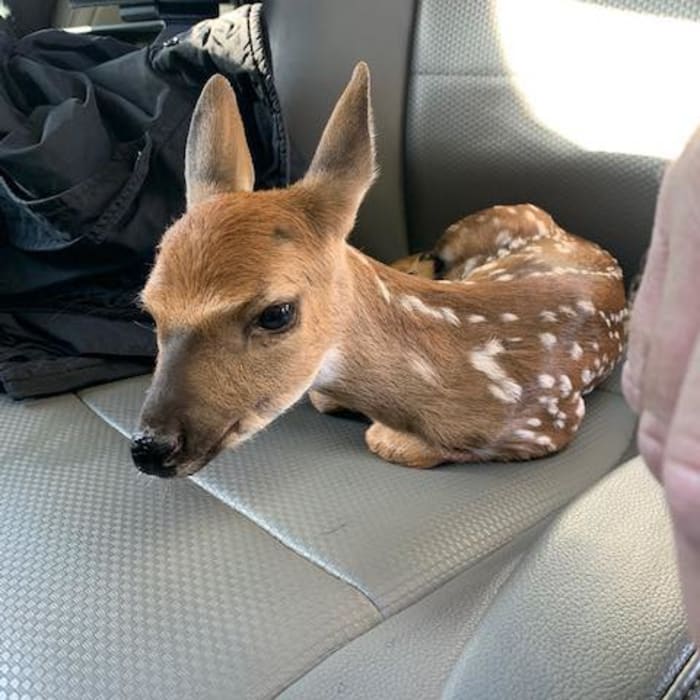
[375,276,391,303]
[409,353,439,385]
[554,419,566,430]
[581,368,594,385]
[559,374,573,397]
[440,307,460,325]
[509,237,527,250]
[496,274,515,282]
[439,245,459,265]
[509,337,523,343]
[516,429,537,441]
[540,310,558,322]
[460,257,482,278]
[570,342,583,360]
[312,347,342,390]
[538,373,556,388]
[399,294,460,325]
[527,418,542,427]
[540,332,557,349]
[489,384,515,403]
[483,339,505,356]
[495,231,512,247]
[535,434,555,448]
[471,340,521,404]
[575,395,585,419]
[468,314,486,323]
[577,299,595,315]
[501,313,519,322]
[559,305,576,317]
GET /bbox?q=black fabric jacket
[0,5,287,398]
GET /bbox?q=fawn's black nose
[130,432,179,478]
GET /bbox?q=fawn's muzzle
[130,432,181,478]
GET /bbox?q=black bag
[0,5,288,398]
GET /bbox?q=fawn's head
[131,63,376,478]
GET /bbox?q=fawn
[131,63,627,478]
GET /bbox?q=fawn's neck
[313,245,475,422]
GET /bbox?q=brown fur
[137,63,626,475]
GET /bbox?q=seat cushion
[279,523,549,699]
[80,369,635,616]
[442,458,688,699]
[0,394,379,698]
[279,458,689,699]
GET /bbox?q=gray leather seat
[1,1,697,698]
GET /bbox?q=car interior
[2,1,699,698]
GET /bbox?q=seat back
[264,0,415,263]
[405,0,700,277]
[266,0,700,278]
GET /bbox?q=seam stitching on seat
[74,392,632,696]
[74,392,385,620]
[276,514,555,696]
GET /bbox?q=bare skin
[622,124,700,645]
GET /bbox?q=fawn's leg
[365,422,449,468]
[365,421,567,467]
[309,389,346,414]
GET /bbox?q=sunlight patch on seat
[495,0,700,160]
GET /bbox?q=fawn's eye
[256,302,296,332]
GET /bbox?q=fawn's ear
[303,62,377,228]
[185,75,255,208]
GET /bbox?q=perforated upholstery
[79,373,635,615]
[405,0,700,277]
[0,395,380,698]
[281,460,687,700]
[280,525,549,699]
[443,458,688,700]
